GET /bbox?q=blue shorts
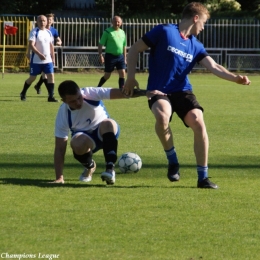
[104,53,126,72]
[30,63,54,76]
[71,120,120,153]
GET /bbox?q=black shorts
[148,91,203,127]
[104,53,126,72]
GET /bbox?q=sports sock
[106,162,115,170]
[197,165,208,182]
[36,76,44,87]
[97,76,107,87]
[118,77,125,89]
[46,82,54,97]
[102,132,118,165]
[73,151,94,169]
[165,147,178,165]
[21,81,30,95]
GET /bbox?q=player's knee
[154,110,171,126]
[186,116,205,132]
[100,119,116,133]
[70,135,87,152]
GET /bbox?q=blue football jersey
[142,24,208,93]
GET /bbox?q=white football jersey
[55,87,112,139]
[29,28,53,64]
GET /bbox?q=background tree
[0,0,65,15]
[236,0,260,11]
[0,0,259,18]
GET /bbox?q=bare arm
[26,43,30,59]
[123,46,127,64]
[200,56,251,85]
[50,42,55,64]
[109,88,167,99]
[98,44,104,64]
[55,37,62,46]
[29,40,46,60]
[52,137,67,183]
[124,39,150,96]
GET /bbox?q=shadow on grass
[0,161,259,169]
[0,177,193,189]
[0,157,258,189]
[0,95,50,101]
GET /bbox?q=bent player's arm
[109,88,147,99]
[55,37,62,46]
[53,137,67,183]
[29,40,39,55]
[26,43,31,59]
[50,43,55,62]
[199,56,250,85]
[109,88,166,99]
[29,40,45,60]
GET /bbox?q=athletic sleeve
[55,104,70,139]
[196,52,209,63]
[82,87,112,100]
[142,24,164,48]
[52,28,59,38]
[28,29,36,42]
[99,29,109,46]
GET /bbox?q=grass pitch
[0,72,260,260]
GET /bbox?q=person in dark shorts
[123,2,251,189]
[97,16,126,90]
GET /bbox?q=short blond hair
[46,13,55,18]
[182,2,210,20]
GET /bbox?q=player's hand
[123,78,139,97]
[146,90,167,99]
[38,53,46,60]
[236,75,251,85]
[99,55,104,64]
[49,177,65,184]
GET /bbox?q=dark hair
[58,80,80,98]
[182,2,210,19]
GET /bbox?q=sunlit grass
[0,72,259,259]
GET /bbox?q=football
[118,152,142,173]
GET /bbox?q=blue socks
[165,147,178,165]
[197,165,208,182]
[165,148,208,181]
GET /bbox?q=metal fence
[1,16,260,71]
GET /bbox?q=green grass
[0,72,260,260]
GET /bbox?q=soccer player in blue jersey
[123,2,251,189]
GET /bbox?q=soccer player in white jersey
[123,2,251,189]
[34,13,62,95]
[20,15,58,102]
[52,80,166,184]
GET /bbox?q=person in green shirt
[97,16,126,89]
